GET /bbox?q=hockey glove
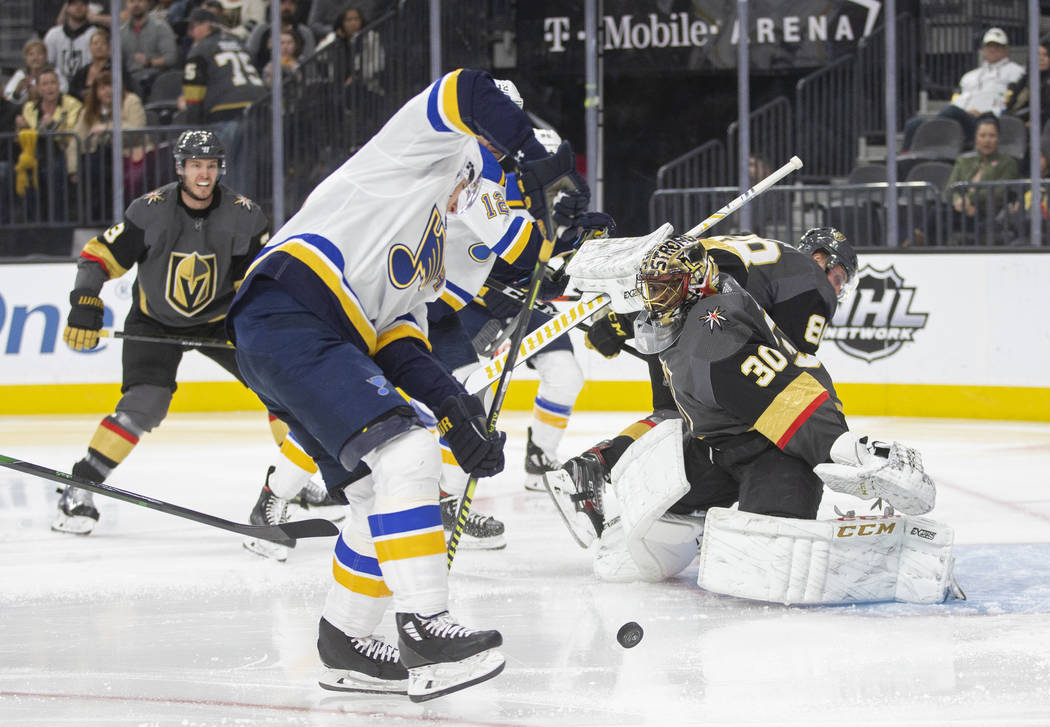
[552,188,591,232]
[63,288,105,351]
[815,432,936,515]
[584,311,632,358]
[436,394,506,477]
[479,285,521,320]
[517,140,577,238]
[537,268,570,301]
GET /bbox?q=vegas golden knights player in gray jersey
[52,130,270,535]
[544,229,858,542]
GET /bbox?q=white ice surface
[1,412,1049,726]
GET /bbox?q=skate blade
[51,514,97,535]
[542,471,597,549]
[445,532,507,551]
[407,649,505,703]
[318,667,408,695]
[242,538,290,562]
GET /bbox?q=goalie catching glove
[436,393,506,478]
[815,432,936,515]
[63,288,105,351]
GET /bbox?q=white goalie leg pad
[593,514,704,583]
[565,222,674,313]
[815,432,936,515]
[696,508,957,605]
[609,418,690,544]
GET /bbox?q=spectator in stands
[3,40,50,106]
[997,138,1050,245]
[0,96,21,223]
[902,28,1024,152]
[121,0,179,100]
[151,0,176,22]
[942,114,1018,245]
[43,0,98,93]
[73,71,148,217]
[69,26,139,102]
[200,0,252,41]
[246,0,315,70]
[263,26,304,87]
[1004,37,1050,127]
[181,7,266,191]
[14,66,83,221]
[317,6,384,95]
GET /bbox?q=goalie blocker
[697,507,963,605]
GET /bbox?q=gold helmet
[636,235,719,324]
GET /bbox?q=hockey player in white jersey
[226,69,576,701]
[426,129,612,548]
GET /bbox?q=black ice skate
[51,478,100,536]
[440,494,506,550]
[242,467,295,562]
[543,448,608,548]
[316,617,408,694]
[523,427,558,492]
[395,611,504,702]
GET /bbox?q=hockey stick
[481,279,644,361]
[100,330,236,350]
[462,157,804,395]
[0,454,339,546]
[447,235,558,570]
[463,293,610,395]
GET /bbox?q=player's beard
[181,178,215,203]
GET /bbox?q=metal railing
[655,139,727,190]
[795,55,857,180]
[649,182,950,247]
[727,97,793,185]
[854,13,921,136]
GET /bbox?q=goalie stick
[0,454,339,546]
[100,330,236,350]
[463,156,805,394]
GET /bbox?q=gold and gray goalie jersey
[660,276,848,468]
[78,183,270,327]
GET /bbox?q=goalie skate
[317,618,408,695]
[396,611,504,702]
[543,453,606,548]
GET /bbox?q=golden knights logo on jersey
[388,206,446,292]
[824,265,928,362]
[166,252,217,316]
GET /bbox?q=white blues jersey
[437,144,539,314]
[242,69,486,354]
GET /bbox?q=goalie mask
[633,235,719,354]
[797,227,858,303]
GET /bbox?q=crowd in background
[0,0,389,227]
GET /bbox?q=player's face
[181,158,220,201]
[826,264,848,297]
[447,179,469,214]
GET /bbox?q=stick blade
[278,518,341,540]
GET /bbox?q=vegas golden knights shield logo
[166,252,217,316]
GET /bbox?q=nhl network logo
[823,265,927,362]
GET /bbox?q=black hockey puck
[616,621,643,648]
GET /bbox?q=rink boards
[1,252,1048,420]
